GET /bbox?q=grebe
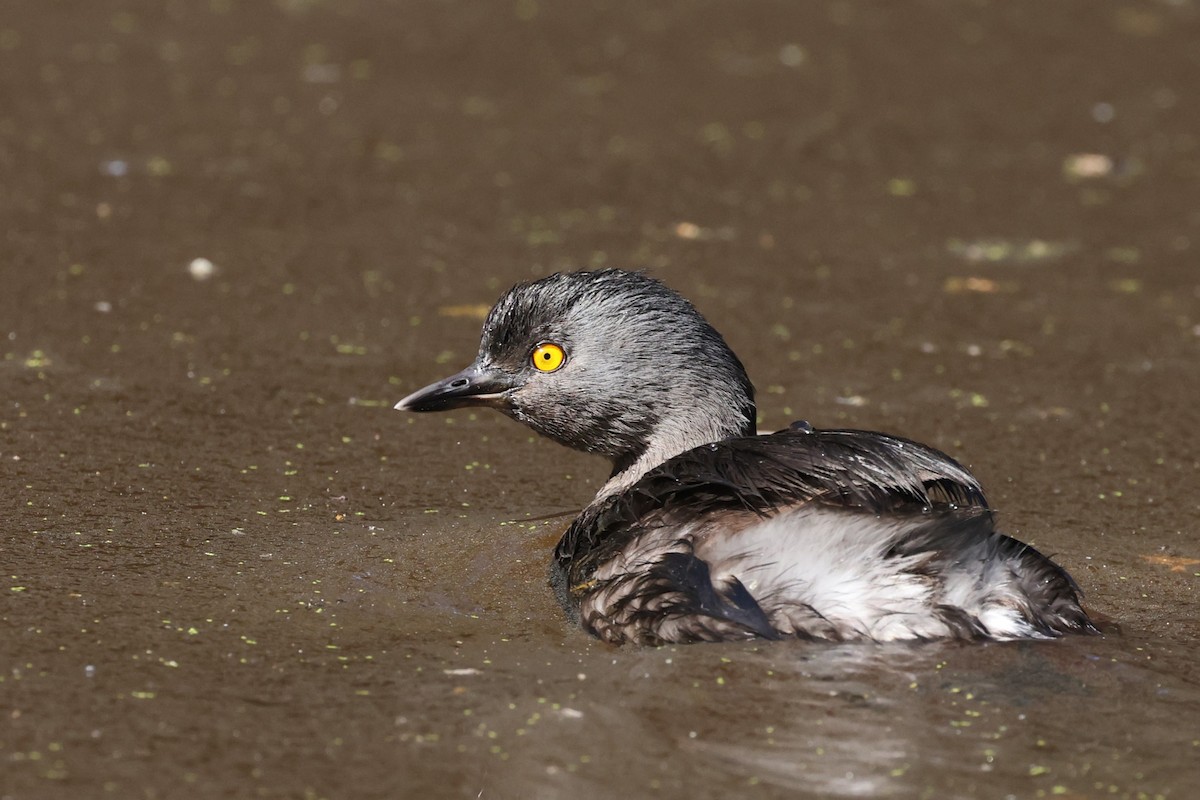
[396,270,1095,645]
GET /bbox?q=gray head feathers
[477,270,756,491]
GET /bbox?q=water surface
[3,2,1199,798]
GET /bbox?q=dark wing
[551,426,991,621]
[647,426,987,517]
[558,426,986,563]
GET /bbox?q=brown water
[3,1,1199,798]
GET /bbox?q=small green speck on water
[1029,765,1050,777]
[1105,246,1140,263]
[1109,278,1142,294]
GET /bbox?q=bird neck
[592,406,756,503]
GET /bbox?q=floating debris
[946,238,1076,264]
[22,350,51,368]
[1105,246,1140,264]
[187,258,216,281]
[348,397,390,408]
[943,276,1011,294]
[671,221,736,241]
[698,122,734,154]
[302,63,341,83]
[949,389,989,408]
[1139,554,1200,572]
[437,304,491,319]
[1064,153,1114,179]
[1091,102,1115,123]
[778,43,806,67]
[1109,278,1142,294]
[146,156,173,177]
[100,159,129,177]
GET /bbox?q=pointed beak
[394,362,518,413]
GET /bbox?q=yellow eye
[531,342,566,372]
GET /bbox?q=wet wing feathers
[639,427,985,517]
[552,427,1094,645]
[557,427,986,564]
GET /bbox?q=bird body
[397,269,1096,645]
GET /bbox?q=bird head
[396,270,756,482]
